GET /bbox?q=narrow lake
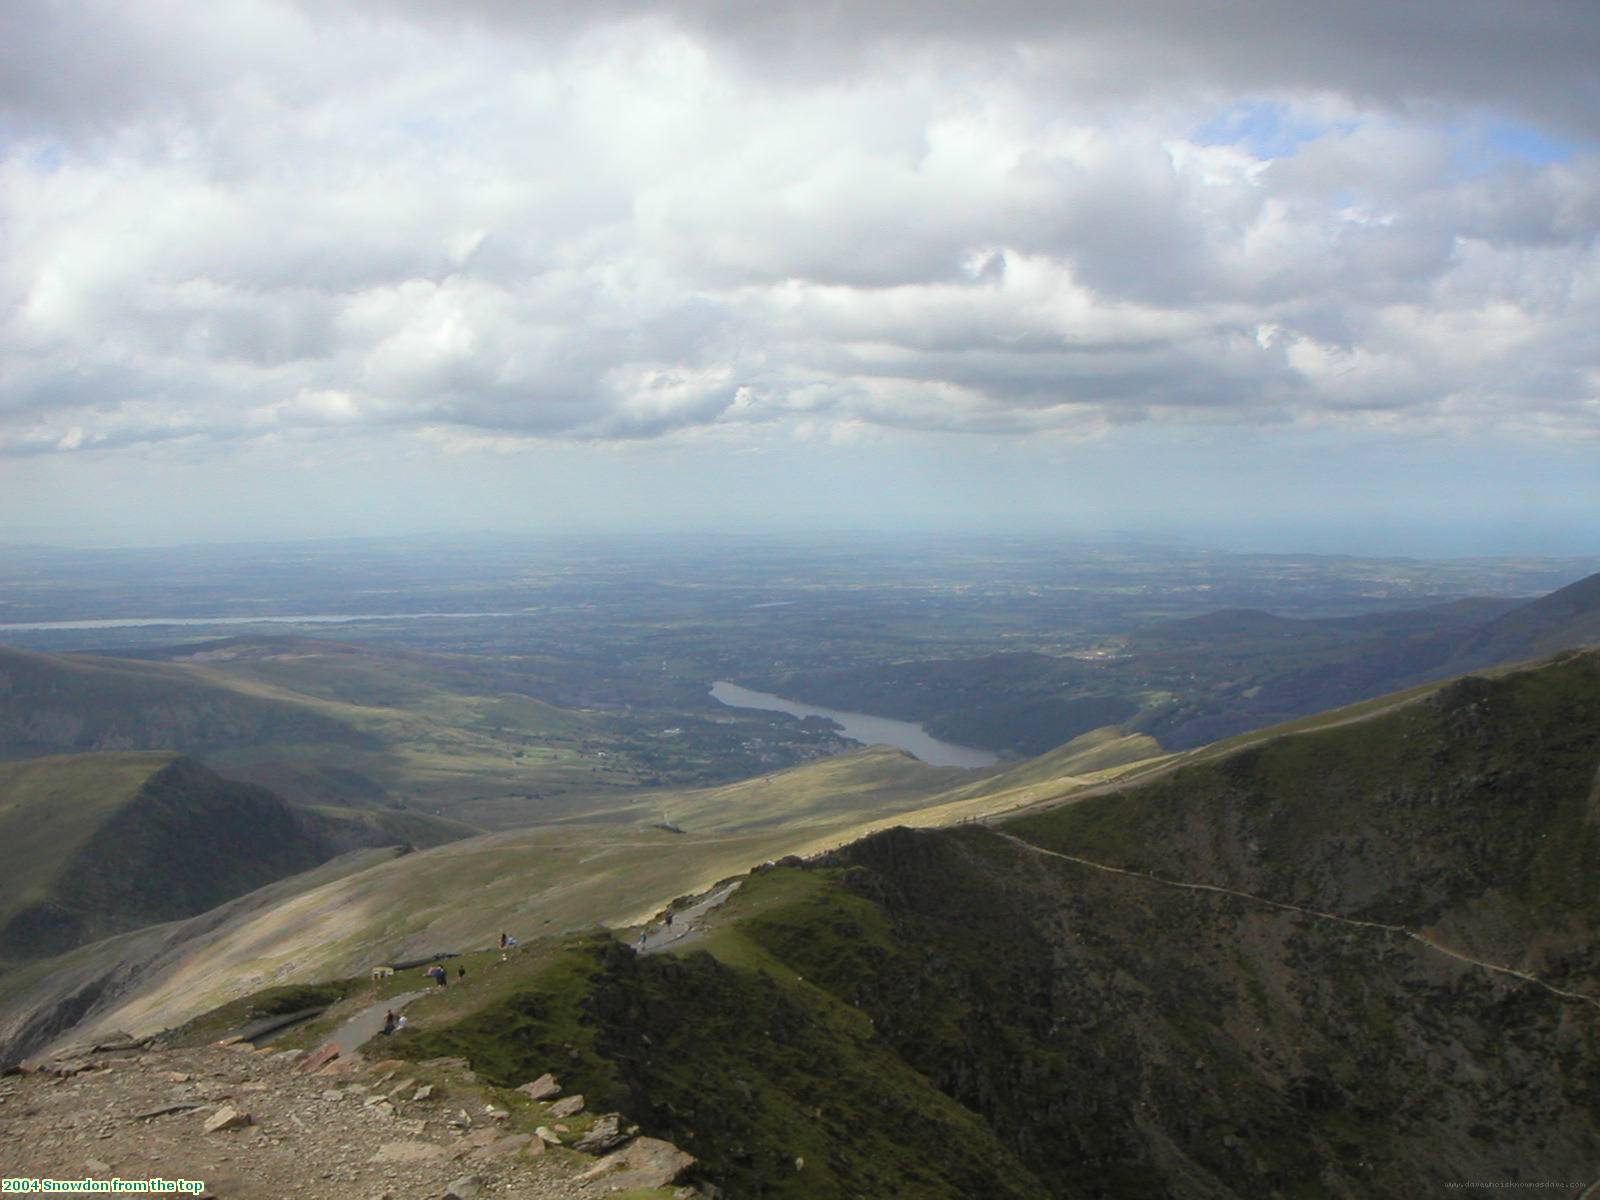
[710,680,999,769]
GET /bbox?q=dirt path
[637,881,742,955]
[994,831,1600,1013]
[329,989,427,1056]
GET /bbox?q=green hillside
[288,650,1600,1197]
[0,752,463,968]
[1445,569,1600,669]
[1007,648,1600,991]
[0,640,796,827]
[0,645,373,761]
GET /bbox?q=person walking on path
[380,1010,397,1036]
[637,929,648,953]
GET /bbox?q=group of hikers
[636,907,674,953]
[423,962,465,987]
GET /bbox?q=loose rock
[546,1094,584,1119]
[202,1106,251,1133]
[518,1073,560,1100]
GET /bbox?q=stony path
[638,882,741,955]
[0,1043,611,1199]
[995,831,1600,1013]
[331,991,427,1056]
[1,1037,703,1199]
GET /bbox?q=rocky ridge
[0,1035,699,1199]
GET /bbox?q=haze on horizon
[2,1,1598,556]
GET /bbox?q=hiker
[665,910,674,930]
[394,1014,408,1032]
[637,929,648,953]
[458,965,466,980]
[380,1010,396,1036]
[499,932,507,951]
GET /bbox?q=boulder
[535,1126,562,1146]
[202,1106,251,1133]
[546,1094,584,1119]
[575,1137,695,1190]
[574,1112,632,1153]
[442,1176,483,1199]
[411,1084,434,1102]
[517,1072,560,1100]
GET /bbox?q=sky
[2,1,1598,554]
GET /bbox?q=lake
[710,680,1000,769]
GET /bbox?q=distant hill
[0,752,469,967]
[0,640,619,823]
[1443,569,1600,671]
[1137,571,1600,748]
[0,645,373,761]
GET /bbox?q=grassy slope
[0,645,371,760]
[571,744,973,833]
[0,846,405,1062]
[31,651,1596,1065]
[306,804,480,850]
[387,874,1047,1200]
[0,751,175,918]
[1006,649,1600,990]
[21,680,1446,1046]
[0,753,346,964]
[299,823,1600,1198]
[0,641,635,826]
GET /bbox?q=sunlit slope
[35,746,996,1046]
[576,744,974,832]
[0,845,405,1062]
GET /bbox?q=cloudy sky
[2,0,1598,552]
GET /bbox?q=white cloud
[0,0,1598,466]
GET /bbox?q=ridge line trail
[992,831,1600,1014]
[1000,693,1434,823]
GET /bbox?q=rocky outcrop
[2,1040,703,1199]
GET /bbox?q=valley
[3,537,1600,1197]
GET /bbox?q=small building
[370,965,395,980]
